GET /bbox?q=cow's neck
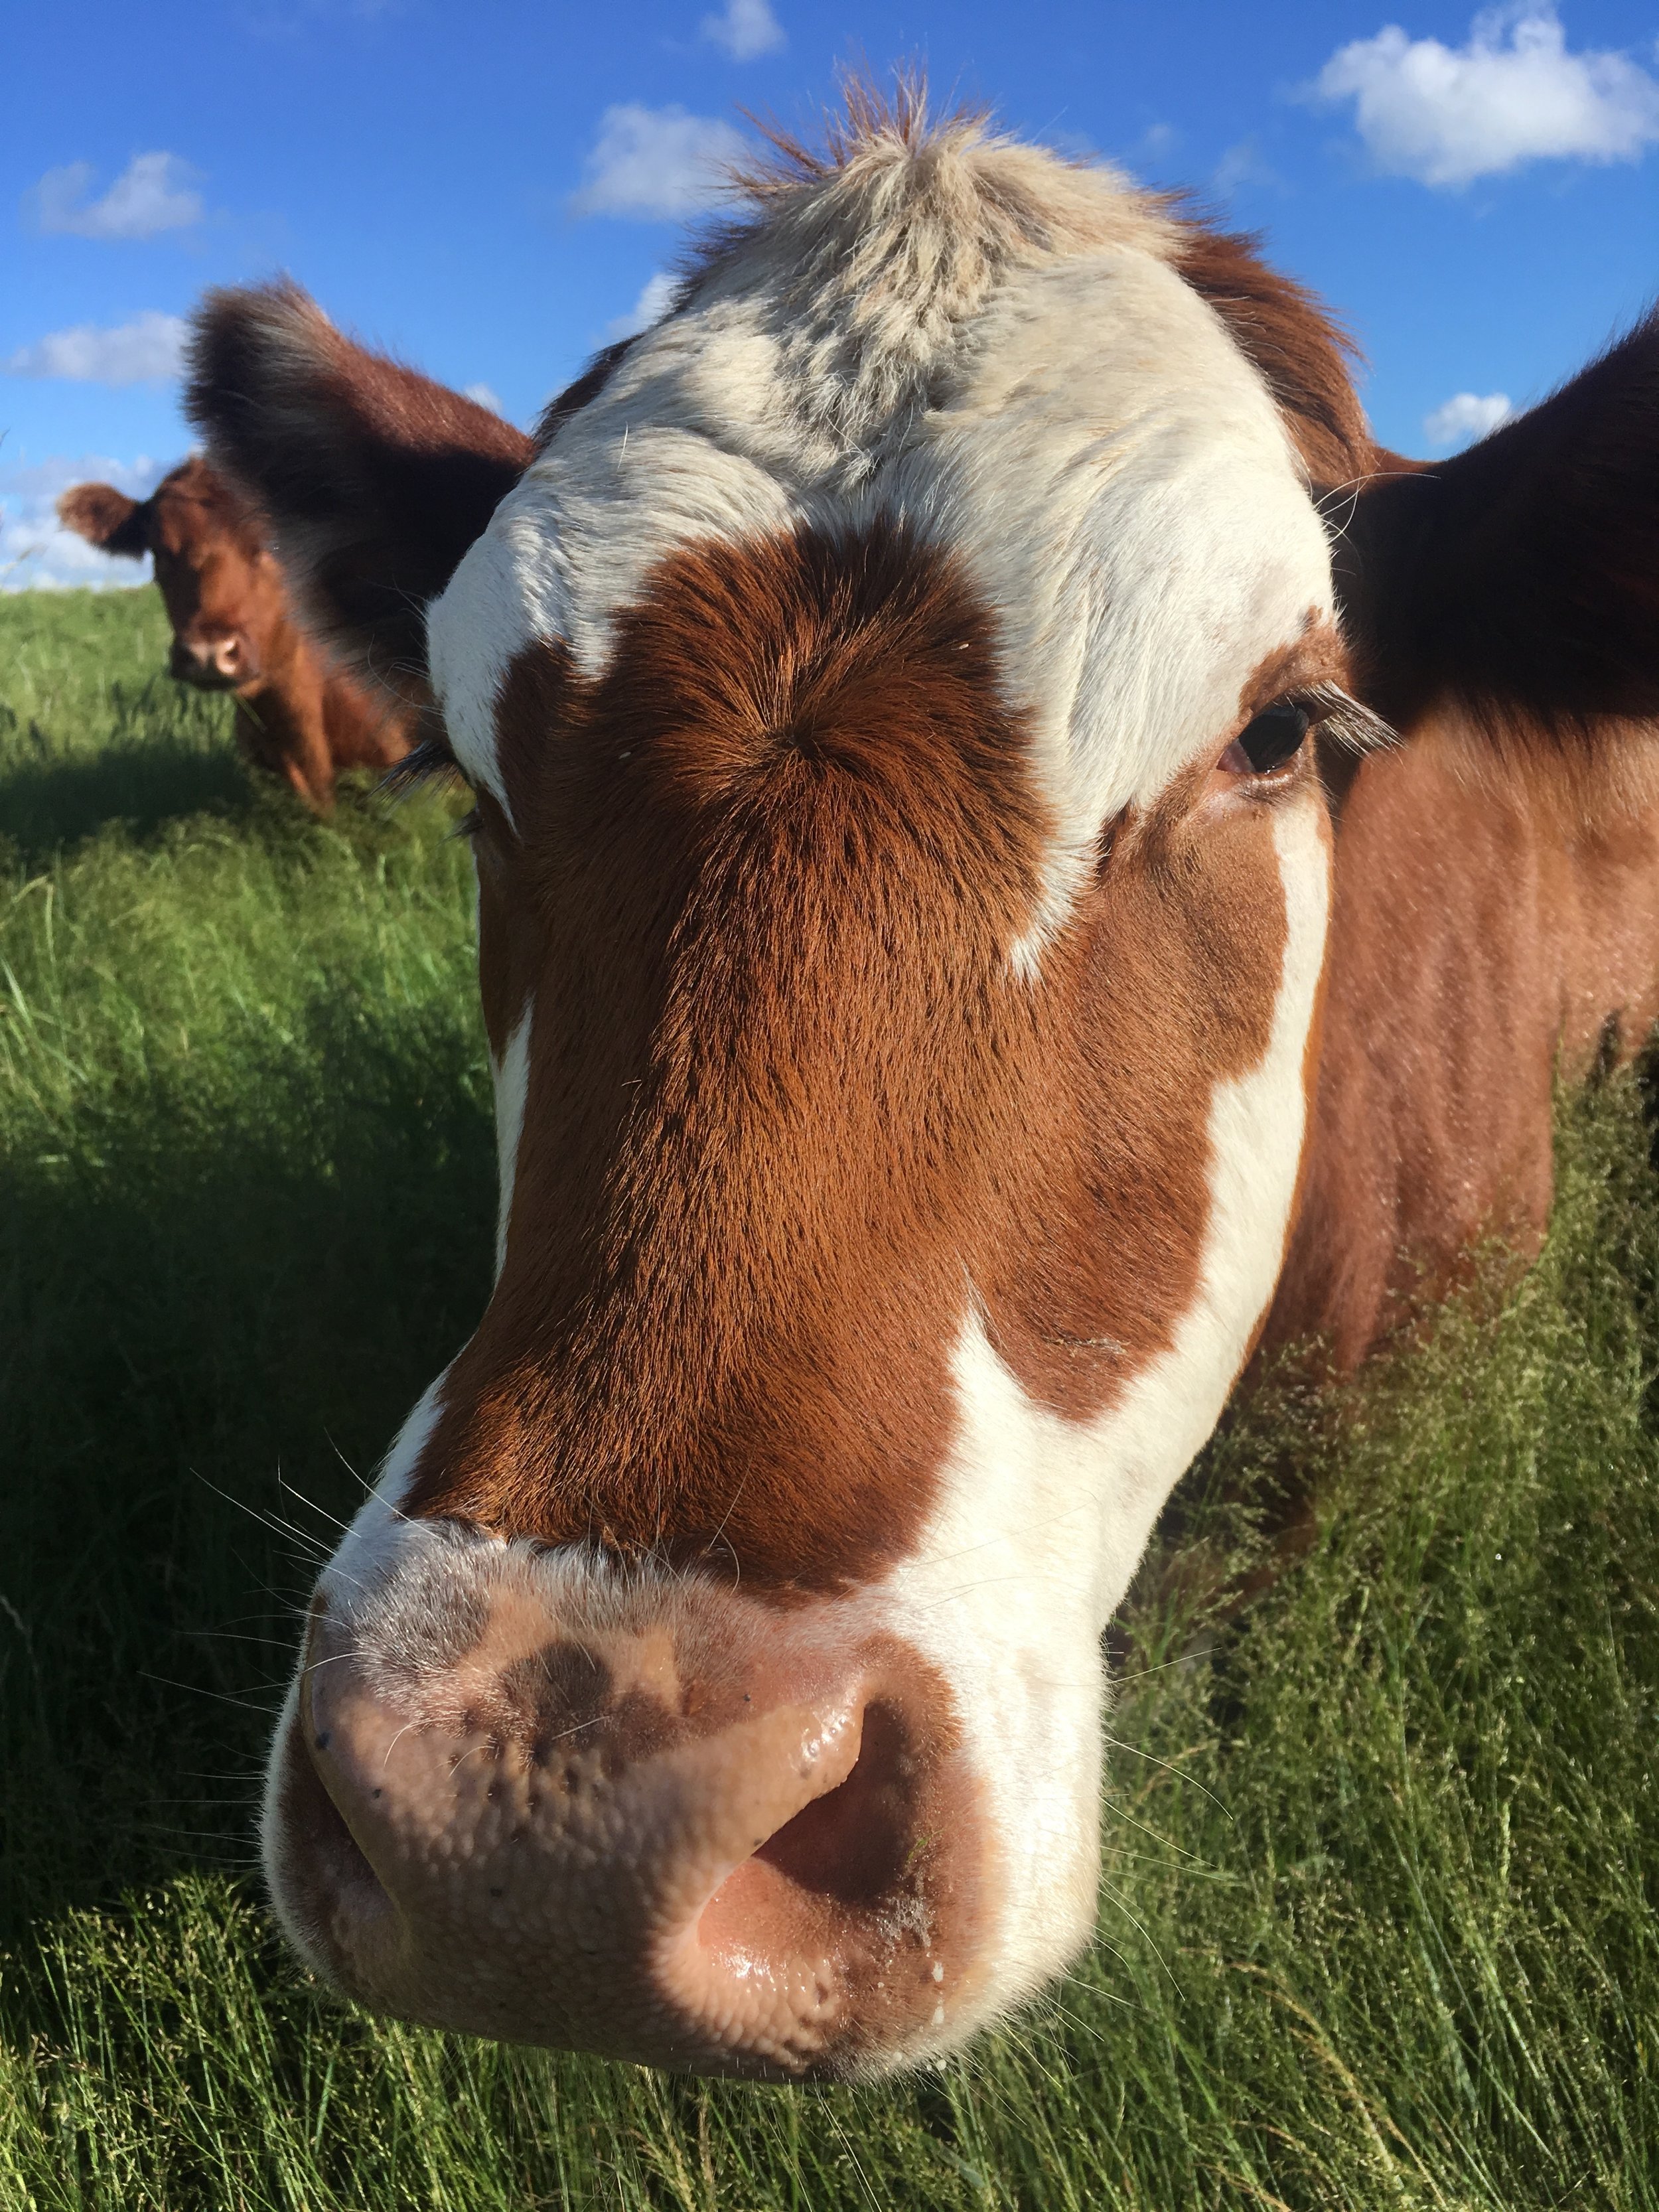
[1268,715,1659,1368]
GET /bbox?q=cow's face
[148,461,290,691]
[190,120,1388,2077]
[58,457,289,691]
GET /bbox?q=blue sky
[4,0,1657,584]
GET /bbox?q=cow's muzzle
[171,634,254,689]
[263,1573,990,2078]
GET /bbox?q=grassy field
[1,584,1655,2210]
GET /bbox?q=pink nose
[266,1592,985,2077]
[171,634,246,685]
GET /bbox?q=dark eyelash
[381,734,469,797]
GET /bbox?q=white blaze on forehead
[428,239,1331,980]
[881,796,1332,2016]
[916,247,1335,846]
[491,1001,532,1280]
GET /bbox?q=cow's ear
[57,482,150,558]
[1335,312,1659,741]
[185,281,534,701]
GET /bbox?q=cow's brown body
[58,457,415,809]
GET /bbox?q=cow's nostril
[751,1702,914,1906]
[695,1699,932,1978]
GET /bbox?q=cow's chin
[257,1532,1101,2079]
[171,664,248,694]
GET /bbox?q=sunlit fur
[186,88,1659,2073]
[415,112,1336,2055]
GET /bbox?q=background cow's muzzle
[263,1545,991,2079]
[171,633,253,690]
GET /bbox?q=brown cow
[186,92,1659,2081]
[57,456,434,809]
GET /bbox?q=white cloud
[605,271,679,341]
[1424,390,1514,445]
[3,312,188,387]
[1311,6,1659,187]
[700,0,784,61]
[570,104,747,220]
[0,453,162,592]
[463,382,504,415]
[29,151,204,239]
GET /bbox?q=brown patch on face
[411,524,1305,1590]
[473,788,541,1061]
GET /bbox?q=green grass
[1,584,1655,2209]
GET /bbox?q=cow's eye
[1224,701,1310,778]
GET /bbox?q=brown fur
[1263,310,1659,1364]
[186,281,534,705]
[1267,713,1659,1364]
[405,523,1303,1587]
[58,457,412,810]
[1172,216,1374,491]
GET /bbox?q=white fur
[914,248,1333,968]
[323,1368,453,1601]
[432,133,1132,766]
[490,1001,532,1280]
[427,171,1327,968]
[879,797,1332,2026]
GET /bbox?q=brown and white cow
[57,456,450,808]
[186,96,1659,2080]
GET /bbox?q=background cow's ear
[56,482,150,558]
[186,280,534,701]
[1335,312,1659,742]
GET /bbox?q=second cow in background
[59,456,419,810]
